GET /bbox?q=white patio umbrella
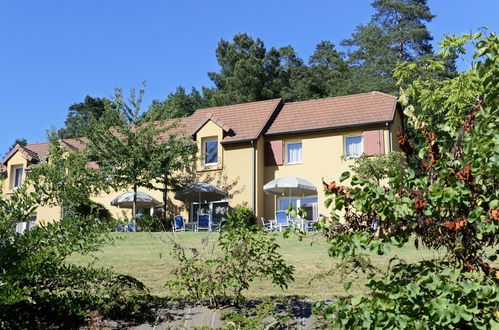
[110,191,161,209]
[174,182,227,203]
[264,176,317,215]
[263,176,317,197]
[174,182,227,221]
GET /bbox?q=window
[277,196,318,220]
[191,200,229,222]
[204,138,218,166]
[12,166,23,189]
[345,135,363,158]
[286,142,302,164]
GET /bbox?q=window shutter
[363,130,385,156]
[265,140,283,166]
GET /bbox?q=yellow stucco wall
[262,124,395,221]
[195,120,254,212]
[1,151,61,225]
[2,114,404,226]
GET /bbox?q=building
[1,91,403,226]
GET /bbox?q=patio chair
[197,214,211,231]
[274,211,290,232]
[261,217,274,231]
[172,215,186,232]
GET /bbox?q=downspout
[386,122,392,152]
[251,139,256,213]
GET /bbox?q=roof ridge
[284,91,396,106]
[193,98,282,113]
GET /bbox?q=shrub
[167,205,294,307]
[0,187,150,328]
[225,204,257,228]
[316,33,499,328]
[139,214,172,232]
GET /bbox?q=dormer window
[12,165,23,189]
[204,138,218,166]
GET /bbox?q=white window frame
[203,138,218,166]
[285,141,302,164]
[11,165,24,189]
[344,135,363,159]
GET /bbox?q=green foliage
[28,131,110,216]
[224,204,257,228]
[282,41,352,101]
[58,95,107,139]
[139,214,172,232]
[85,84,197,218]
[0,187,150,328]
[341,0,444,94]
[142,86,206,121]
[203,33,303,106]
[221,298,293,329]
[4,138,27,156]
[318,33,499,328]
[313,260,499,329]
[347,151,406,183]
[168,206,294,307]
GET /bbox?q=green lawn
[68,232,454,301]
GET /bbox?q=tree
[58,95,107,138]
[142,86,205,121]
[85,85,197,220]
[342,0,436,94]
[203,33,303,106]
[28,131,109,219]
[315,32,498,328]
[0,167,148,328]
[282,41,351,101]
[5,138,27,156]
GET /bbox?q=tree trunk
[132,184,137,219]
[162,173,168,221]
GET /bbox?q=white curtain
[346,136,362,157]
[287,143,302,163]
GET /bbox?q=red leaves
[455,164,474,183]
[463,103,481,132]
[444,217,467,231]
[413,193,428,214]
[465,262,474,271]
[425,217,432,225]
[479,262,492,275]
[489,209,499,221]
[397,129,413,155]
[322,179,345,195]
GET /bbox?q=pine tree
[203,33,303,106]
[342,0,436,94]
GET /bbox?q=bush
[139,214,172,232]
[224,204,257,228]
[316,32,499,329]
[0,187,150,328]
[167,205,294,307]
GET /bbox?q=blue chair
[197,214,211,231]
[275,211,290,232]
[172,215,186,232]
[261,217,274,231]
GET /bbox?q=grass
[68,232,455,301]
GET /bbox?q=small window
[286,142,302,164]
[345,135,363,158]
[12,166,23,189]
[204,138,218,166]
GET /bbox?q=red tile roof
[183,98,283,143]
[2,93,399,166]
[1,139,87,165]
[265,91,398,136]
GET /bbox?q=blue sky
[0,0,497,154]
